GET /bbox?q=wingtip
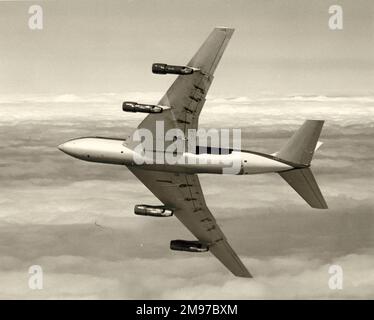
[305,119,325,125]
[235,271,253,278]
[215,26,235,32]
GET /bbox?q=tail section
[276,120,328,209]
[276,120,324,166]
[279,168,328,209]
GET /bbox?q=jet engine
[134,204,173,217]
[152,63,198,75]
[122,101,164,113]
[170,240,209,252]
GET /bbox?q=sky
[0,0,373,96]
[0,0,373,299]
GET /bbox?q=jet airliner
[58,27,327,277]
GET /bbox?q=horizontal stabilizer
[279,168,328,209]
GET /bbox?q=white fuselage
[58,137,293,175]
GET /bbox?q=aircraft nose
[58,143,65,152]
[58,140,77,156]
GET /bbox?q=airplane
[58,27,328,278]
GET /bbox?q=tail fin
[277,120,324,166]
[277,120,328,209]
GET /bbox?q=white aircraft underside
[58,137,293,175]
[59,27,328,278]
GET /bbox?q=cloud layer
[0,93,373,299]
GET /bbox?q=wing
[128,167,252,278]
[128,27,234,148]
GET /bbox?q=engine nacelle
[170,240,209,253]
[152,63,198,75]
[134,204,173,217]
[123,101,164,114]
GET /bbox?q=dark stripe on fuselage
[64,136,127,143]
[194,146,307,169]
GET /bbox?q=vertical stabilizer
[277,120,324,166]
